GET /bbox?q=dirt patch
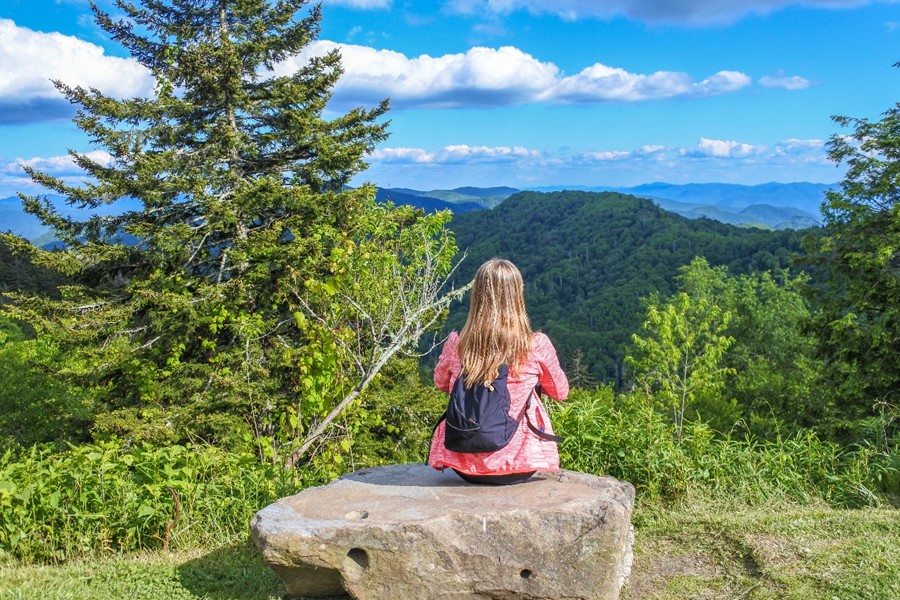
[622,550,723,599]
[743,534,799,570]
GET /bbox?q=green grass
[552,388,898,508]
[0,539,285,600]
[1,503,896,599]
[624,503,900,599]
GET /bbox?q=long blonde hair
[458,259,533,388]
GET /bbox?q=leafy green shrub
[0,316,24,344]
[552,387,897,508]
[0,441,302,563]
[244,357,445,485]
[552,387,693,500]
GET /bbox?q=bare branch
[184,231,210,268]
[284,248,471,468]
[132,335,162,353]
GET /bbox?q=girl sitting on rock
[428,258,569,484]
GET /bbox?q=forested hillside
[444,191,815,383]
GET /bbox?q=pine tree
[1,0,460,457]
[567,348,597,390]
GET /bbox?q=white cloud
[577,145,672,164]
[555,65,690,102]
[368,138,822,170]
[772,138,830,163]
[358,137,836,189]
[776,138,826,152]
[0,18,754,124]
[443,0,885,25]
[759,74,813,90]
[280,41,750,108]
[369,147,436,163]
[279,41,560,108]
[369,138,825,170]
[0,19,154,123]
[683,138,768,158]
[555,65,750,102]
[695,71,755,95]
[369,144,541,164]
[441,145,541,162]
[5,150,113,176]
[582,150,632,161]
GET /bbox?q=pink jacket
[427,331,569,475]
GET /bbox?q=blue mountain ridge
[374,188,483,213]
[0,182,831,243]
[529,182,833,219]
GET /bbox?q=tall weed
[0,441,302,563]
[551,387,897,508]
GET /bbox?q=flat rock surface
[252,464,635,600]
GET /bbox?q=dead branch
[284,249,470,468]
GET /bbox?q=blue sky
[0,0,897,196]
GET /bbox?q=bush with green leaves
[0,441,302,563]
[0,316,23,344]
[551,387,898,507]
[626,284,736,437]
[624,257,828,439]
[339,358,445,466]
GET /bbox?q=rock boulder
[251,464,634,599]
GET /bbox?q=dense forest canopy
[444,190,816,384]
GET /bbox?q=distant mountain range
[528,182,833,229]
[378,182,831,229]
[376,186,517,212]
[0,182,831,243]
[1,196,47,241]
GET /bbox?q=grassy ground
[0,540,284,600]
[624,503,900,599]
[1,504,897,599]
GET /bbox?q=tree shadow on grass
[177,538,290,600]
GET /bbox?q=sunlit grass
[625,503,900,599]
[0,540,285,600]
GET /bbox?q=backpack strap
[522,385,565,444]
[425,409,447,464]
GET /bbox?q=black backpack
[438,365,563,454]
